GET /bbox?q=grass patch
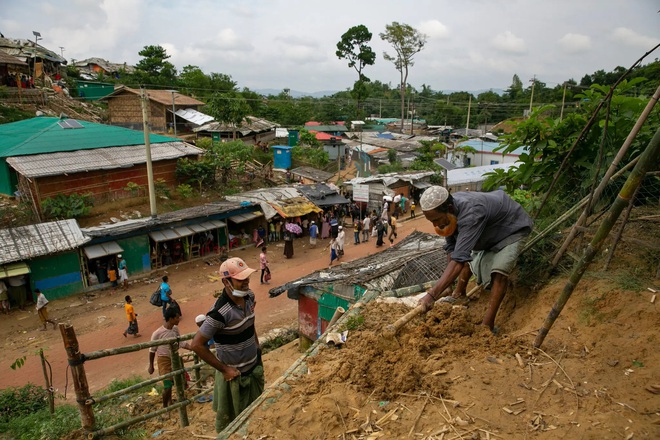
[2,404,80,440]
[340,314,365,331]
[578,293,606,326]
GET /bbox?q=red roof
[309,130,341,141]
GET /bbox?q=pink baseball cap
[219,257,256,280]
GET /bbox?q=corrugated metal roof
[100,86,204,107]
[290,166,333,183]
[447,162,520,185]
[297,183,350,207]
[174,108,215,126]
[0,219,90,265]
[0,50,27,66]
[194,116,279,135]
[7,141,203,178]
[0,117,181,158]
[228,211,264,224]
[345,171,435,188]
[81,203,254,238]
[268,231,447,298]
[226,187,304,220]
[83,241,123,259]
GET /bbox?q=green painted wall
[30,251,84,300]
[116,235,151,274]
[318,292,350,323]
[0,161,17,196]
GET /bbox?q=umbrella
[285,222,303,234]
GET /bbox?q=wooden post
[60,323,95,431]
[39,349,55,414]
[169,343,189,427]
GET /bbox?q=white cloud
[558,33,592,54]
[418,20,449,39]
[611,27,657,48]
[491,31,526,54]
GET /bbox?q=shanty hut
[72,57,135,80]
[0,116,204,219]
[268,231,447,347]
[0,219,90,300]
[80,202,261,288]
[100,86,205,133]
[290,166,334,184]
[297,183,349,211]
[0,50,28,88]
[343,171,435,214]
[194,116,279,145]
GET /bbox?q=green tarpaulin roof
[0,117,179,158]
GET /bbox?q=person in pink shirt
[259,246,271,284]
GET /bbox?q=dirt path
[0,215,434,400]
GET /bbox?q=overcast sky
[2,0,658,94]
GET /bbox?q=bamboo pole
[88,388,212,439]
[169,345,189,427]
[603,183,641,270]
[87,361,205,405]
[39,349,55,415]
[83,333,194,361]
[522,156,639,254]
[60,323,95,432]
[534,126,660,348]
[551,84,660,266]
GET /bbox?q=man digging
[417,186,533,331]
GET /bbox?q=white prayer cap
[420,186,449,211]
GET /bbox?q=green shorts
[469,238,525,289]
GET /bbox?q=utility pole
[170,90,177,136]
[528,75,536,114]
[140,87,158,218]
[59,46,65,58]
[465,95,472,136]
[560,82,567,121]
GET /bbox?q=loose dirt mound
[225,276,659,439]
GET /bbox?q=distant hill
[253,89,340,98]
[254,88,505,98]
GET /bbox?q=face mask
[231,289,249,298]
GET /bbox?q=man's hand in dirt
[418,293,436,313]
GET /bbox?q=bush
[0,383,48,424]
[154,178,171,198]
[176,183,194,198]
[42,192,94,219]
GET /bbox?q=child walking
[123,295,141,338]
[35,289,56,331]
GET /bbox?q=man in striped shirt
[191,257,264,433]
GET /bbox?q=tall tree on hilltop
[336,25,376,118]
[133,45,177,86]
[379,22,427,132]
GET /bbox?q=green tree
[336,25,376,116]
[132,45,177,86]
[379,22,427,132]
[505,74,524,101]
[207,91,251,139]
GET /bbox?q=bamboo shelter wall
[107,94,168,132]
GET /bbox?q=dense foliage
[42,192,94,219]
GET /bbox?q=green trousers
[213,364,265,433]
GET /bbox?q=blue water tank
[271,145,293,170]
